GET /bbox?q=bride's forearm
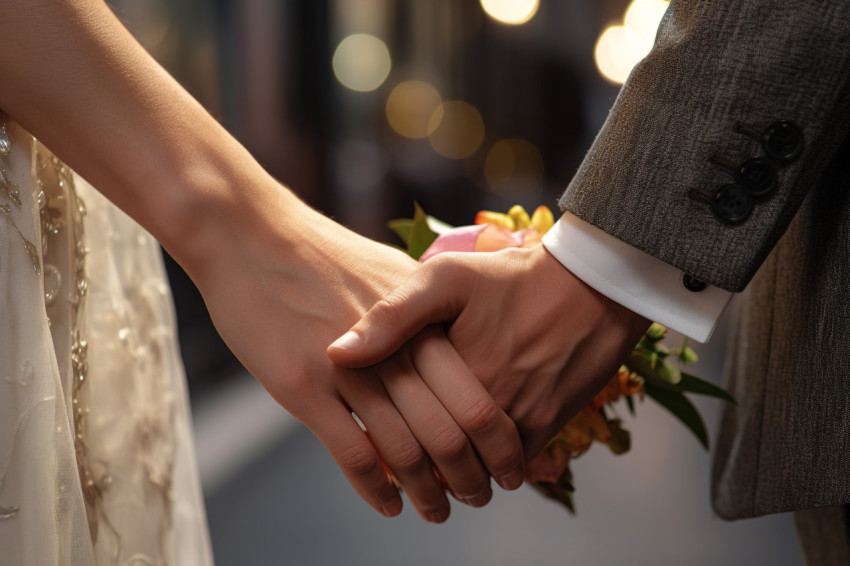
[0,0,293,276]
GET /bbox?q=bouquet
[389,203,735,513]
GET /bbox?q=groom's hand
[328,245,650,458]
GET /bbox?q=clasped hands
[195,202,647,524]
[325,242,650,522]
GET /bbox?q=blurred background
[107,0,805,563]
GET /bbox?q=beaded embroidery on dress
[0,114,213,565]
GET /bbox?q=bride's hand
[0,0,522,522]
[185,190,525,522]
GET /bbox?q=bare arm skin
[0,0,525,522]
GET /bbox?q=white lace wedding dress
[0,114,214,565]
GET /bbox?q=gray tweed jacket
[560,0,850,519]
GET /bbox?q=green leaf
[606,419,631,455]
[387,218,414,246]
[627,351,682,385]
[675,338,700,364]
[388,202,439,260]
[530,467,576,514]
[645,322,667,342]
[644,381,709,449]
[388,213,454,249]
[678,372,737,404]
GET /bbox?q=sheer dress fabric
[0,116,213,565]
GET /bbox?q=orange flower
[526,372,644,488]
[526,407,617,484]
[590,368,645,410]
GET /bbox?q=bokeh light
[484,139,544,194]
[479,0,540,25]
[594,0,669,85]
[385,80,443,139]
[332,33,392,92]
[594,26,650,85]
[625,0,670,44]
[427,100,485,160]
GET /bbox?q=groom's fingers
[375,340,493,511]
[309,397,404,518]
[410,327,526,492]
[327,255,470,368]
[335,366,453,523]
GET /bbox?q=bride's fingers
[307,396,404,518]
[410,327,526,492]
[375,345,493,510]
[335,367,452,523]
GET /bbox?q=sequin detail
[36,153,110,546]
[0,113,40,273]
[0,115,22,207]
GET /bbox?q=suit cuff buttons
[711,184,753,224]
[698,121,804,224]
[738,120,805,161]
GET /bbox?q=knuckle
[385,441,429,475]
[337,443,382,479]
[429,425,470,461]
[369,295,409,327]
[458,398,503,436]
[430,255,470,283]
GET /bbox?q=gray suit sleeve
[561,1,850,292]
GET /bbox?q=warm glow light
[385,81,443,139]
[332,33,392,92]
[428,100,485,160]
[480,0,539,25]
[593,0,669,85]
[594,25,652,85]
[484,139,544,194]
[624,0,670,44]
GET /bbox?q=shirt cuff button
[683,274,707,292]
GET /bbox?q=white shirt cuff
[541,212,733,343]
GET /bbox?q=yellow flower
[474,204,555,235]
[474,210,516,231]
[530,205,555,234]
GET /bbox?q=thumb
[328,270,464,368]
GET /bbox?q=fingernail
[498,469,525,491]
[459,493,492,508]
[424,508,450,523]
[330,331,363,350]
[379,499,402,517]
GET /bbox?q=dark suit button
[763,121,804,160]
[711,183,752,223]
[736,157,777,197]
[682,275,707,292]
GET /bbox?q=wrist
[138,124,317,285]
[536,244,651,336]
